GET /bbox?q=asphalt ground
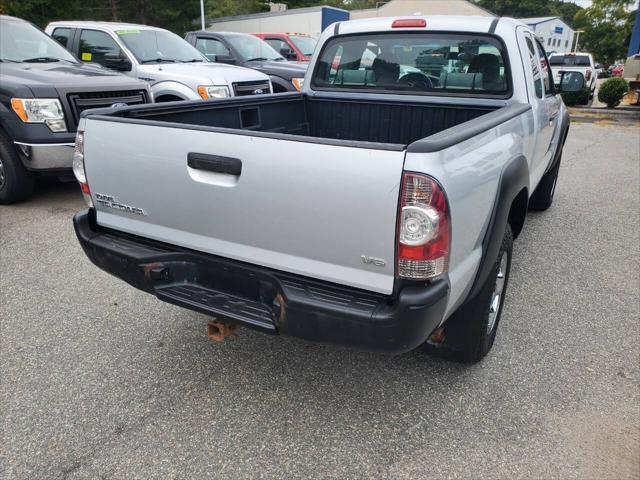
[1,122,639,479]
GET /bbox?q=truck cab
[253,33,317,62]
[45,22,272,102]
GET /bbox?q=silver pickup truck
[72,16,584,362]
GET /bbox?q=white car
[45,22,271,102]
[549,52,596,98]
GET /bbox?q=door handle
[187,153,242,176]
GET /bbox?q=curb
[568,107,640,125]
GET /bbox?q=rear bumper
[74,209,449,354]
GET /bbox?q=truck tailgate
[83,118,405,294]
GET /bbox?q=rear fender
[466,155,529,301]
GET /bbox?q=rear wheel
[425,224,513,363]
[529,158,560,211]
[0,131,34,204]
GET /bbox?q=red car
[611,64,624,77]
[253,33,317,62]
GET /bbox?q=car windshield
[289,35,317,56]
[227,35,284,61]
[549,55,590,66]
[0,18,77,63]
[117,29,206,63]
[313,33,509,96]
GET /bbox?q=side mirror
[558,71,585,93]
[104,53,132,72]
[215,54,236,65]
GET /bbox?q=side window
[195,37,229,61]
[534,39,554,95]
[52,28,71,48]
[525,36,544,99]
[265,38,290,55]
[78,29,121,65]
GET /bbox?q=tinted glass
[79,30,120,64]
[52,27,71,48]
[227,35,283,61]
[314,33,509,96]
[534,39,553,94]
[0,18,77,62]
[265,38,290,54]
[117,29,206,63]
[549,55,590,66]
[525,36,543,98]
[289,35,317,56]
[195,37,229,61]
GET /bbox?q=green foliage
[476,0,583,27]
[597,77,629,107]
[561,90,588,106]
[573,0,635,64]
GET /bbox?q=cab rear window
[549,55,590,66]
[312,33,510,96]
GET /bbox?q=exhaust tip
[207,320,237,342]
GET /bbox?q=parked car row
[0,15,315,203]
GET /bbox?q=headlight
[291,78,304,92]
[197,85,230,100]
[10,98,66,132]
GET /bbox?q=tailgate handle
[187,153,242,176]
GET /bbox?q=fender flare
[547,108,570,173]
[466,155,529,301]
[151,81,199,101]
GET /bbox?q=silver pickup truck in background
[72,16,584,363]
[45,22,272,101]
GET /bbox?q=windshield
[290,35,317,56]
[313,33,509,96]
[549,55,590,66]
[0,18,77,63]
[117,29,206,63]
[227,35,284,61]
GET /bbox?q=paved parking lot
[1,122,639,480]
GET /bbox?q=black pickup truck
[0,15,151,204]
[185,31,308,92]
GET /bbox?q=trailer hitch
[207,319,238,342]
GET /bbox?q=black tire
[529,158,560,211]
[425,224,513,363]
[0,131,34,204]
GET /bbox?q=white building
[520,17,575,54]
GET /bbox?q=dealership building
[519,17,575,54]
[206,0,492,37]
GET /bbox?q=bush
[561,90,589,106]
[597,77,629,108]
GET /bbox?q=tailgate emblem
[95,193,147,216]
[361,255,386,267]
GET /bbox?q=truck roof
[47,21,165,32]
[333,15,525,35]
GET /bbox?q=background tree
[573,0,635,63]
[476,0,583,27]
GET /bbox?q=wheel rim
[487,252,507,334]
[0,157,5,190]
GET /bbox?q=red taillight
[392,19,426,28]
[585,69,591,81]
[80,182,90,195]
[396,172,450,280]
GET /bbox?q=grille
[232,81,271,97]
[67,90,148,125]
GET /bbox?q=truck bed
[98,93,498,148]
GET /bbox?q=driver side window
[79,30,121,65]
[534,39,554,95]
